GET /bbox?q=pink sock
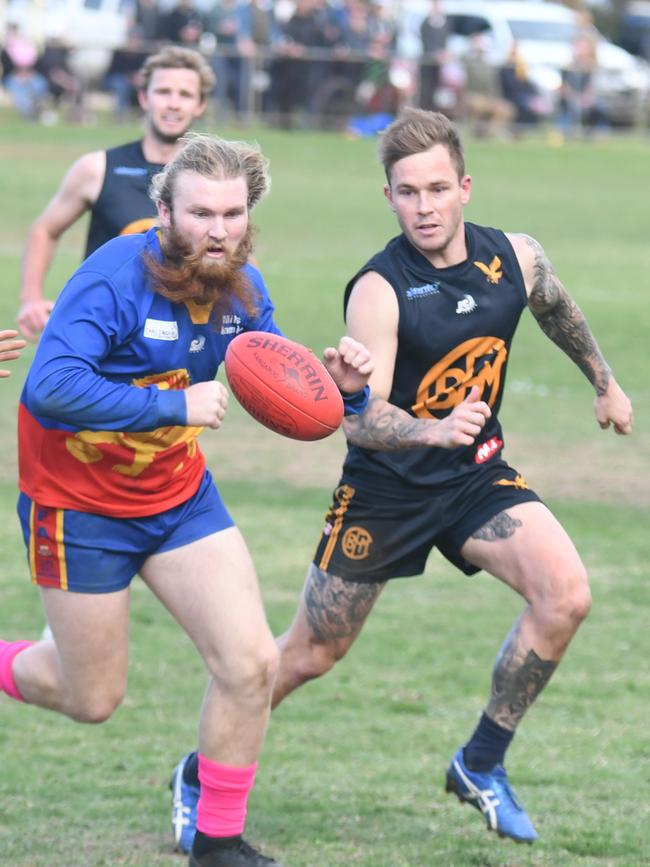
[0,640,33,702]
[196,753,258,838]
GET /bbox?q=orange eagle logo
[474,256,503,284]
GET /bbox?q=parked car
[397,0,650,126]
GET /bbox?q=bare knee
[536,567,592,632]
[66,683,126,724]
[209,640,280,702]
[279,632,350,685]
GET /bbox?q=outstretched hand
[322,336,374,395]
[595,378,633,435]
[0,329,27,378]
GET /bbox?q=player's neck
[141,134,184,167]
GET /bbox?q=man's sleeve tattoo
[342,396,428,450]
[304,566,384,642]
[522,234,611,395]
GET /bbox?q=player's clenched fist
[434,386,491,448]
[184,380,229,429]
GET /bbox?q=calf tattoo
[487,623,557,729]
[472,511,522,541]
[304,566,384,642]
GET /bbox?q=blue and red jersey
[19,228,281,518]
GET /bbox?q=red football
[224,331,344,441]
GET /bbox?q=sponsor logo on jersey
[144,318,179,341]
[341,526,373,560]
[405,282,440,300]
[493,474,530,490]
[189,335,206,353]
[475,436,503,464]
[456,294,477,315]
[220,313,243,335]
[114,166,149,176]
[474,255,503,284]
[412,336,507,418]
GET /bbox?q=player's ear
[157,200,171,227]
[384,184,395,211]
[137,88,148,112]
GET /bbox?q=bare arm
[19,151,105,341]
[341,272,490,449]
[509,232,633,435]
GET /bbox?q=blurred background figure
[1,23,49,120]
[500,42,554,135]
[418,0,449,111]
[161,0,204,48]
[462,31,514,138]
[557,34,610,138]
[37,36,85,123]
[269,0,331,128]
[103,26,148,120]
[205,0,255,119]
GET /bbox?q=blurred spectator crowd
[1,0,646,139]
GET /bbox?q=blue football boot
[445,747,538,843]
[171,752,200,853]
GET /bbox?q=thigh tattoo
[304,566,384,642]
[472,510,522,542]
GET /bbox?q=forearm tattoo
[487,622,557,729]
[472,511,522,541]
[342,395,429,450]
[522,234,611,395]
[304,566,384,642]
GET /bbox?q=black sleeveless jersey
[342,223,528,490]
[84,141,164,258]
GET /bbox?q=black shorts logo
[342,526,373,560]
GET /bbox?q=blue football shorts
[17,470,234,593]
[313,458,542,582]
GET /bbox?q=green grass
[0,112,649,866]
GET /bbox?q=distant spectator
[37,37,84,122]
[1,24,49,120]
[269,0,331,128]
[462,32,514,138]
[418,0,449,112]
[557,35,609,138]
[205,0,254,116]
[135,0,165,47]
[161,0,204,48]
[500,42,553,133]
[247,0,282,115]
[104,27,148,119]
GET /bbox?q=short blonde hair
[150,133,271,212]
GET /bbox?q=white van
[398,0,650,126]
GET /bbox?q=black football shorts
[312,459,541,582]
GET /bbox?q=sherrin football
[224,332,344,441]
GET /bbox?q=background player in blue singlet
[169,109,634,852]
[0,133,372,867]
[17,45,215,343]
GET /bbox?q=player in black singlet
[172,108,634,852]
[18,45,215,342]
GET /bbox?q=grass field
[0,112,649,867]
